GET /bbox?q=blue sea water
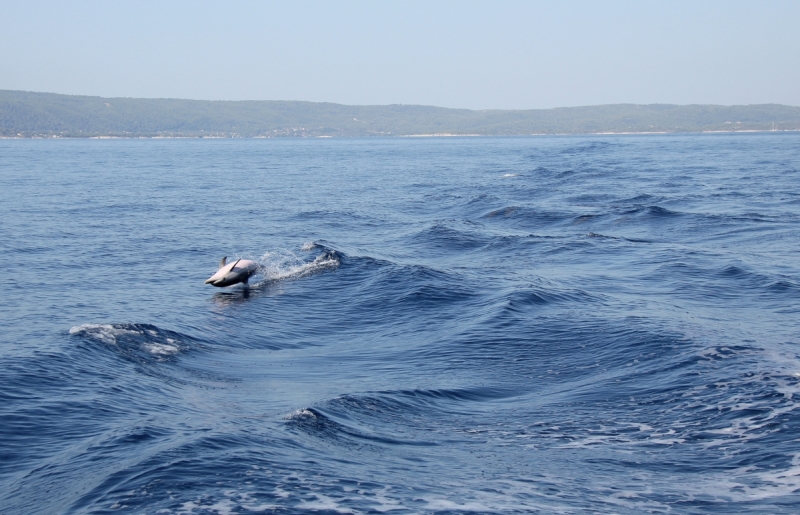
[1,134,799,514]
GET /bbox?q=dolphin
[205,256,259,287]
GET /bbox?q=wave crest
[250,246,340,286]
[69,323,194,362]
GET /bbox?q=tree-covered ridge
[2,90,799,137]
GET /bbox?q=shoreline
[2,128,799,140]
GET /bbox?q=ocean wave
[69,323,195,363]
[620,205,682,218]
[408,220,488,251]
[482,206,571,227]
[256,248,340,283]
[6,134,800,513]
[214,245,341,291]
[284,406,436,447]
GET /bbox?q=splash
[69,323,189,362]
[249,246,340,286]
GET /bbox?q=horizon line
[3,89,799,111]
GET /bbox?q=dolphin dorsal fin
[219,256,227,267]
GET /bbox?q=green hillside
[2,90,799,137]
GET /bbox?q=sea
[1,134,799,514]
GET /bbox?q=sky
[1,1,798,109]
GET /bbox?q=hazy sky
[1,1,798,109]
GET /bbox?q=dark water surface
[2,135,800,514]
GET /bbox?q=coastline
[2,128,799,140]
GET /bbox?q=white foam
[69,324,137,345]
[69,323,183,358]
[422,497,492,512]
[141,343,180,356]
[241,502,279,512]
[154,442,800,512]
[296,493,355,513]
[370,487,403,512]
[284,408,316,420]
[172,501,201,514]
[204,499,236,515]
[252,249,339,286]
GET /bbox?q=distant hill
[2,90,799,137]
